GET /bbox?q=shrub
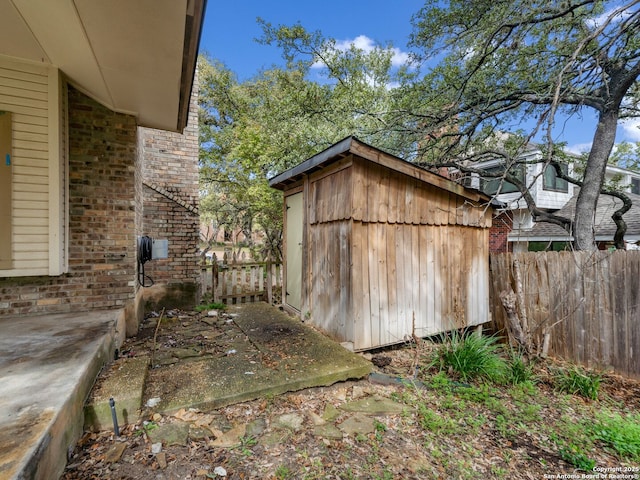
[506,350,535,385]
[554,366,601,400]
[427,331,507,383]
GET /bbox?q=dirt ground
[62,309,640,480]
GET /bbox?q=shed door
[285,192,303,311]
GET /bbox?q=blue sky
[199,1,640,154]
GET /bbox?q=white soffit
[1,0,193,131]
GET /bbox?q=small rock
[146,397,161,408]
[152,413,162,422]
[104,442,127,463]
[214,466,227,477]
[208,310,219,317]
[322,404,341,422]
[151,442,162,454]
[313,424,343,440]
[209,424,246,448]
[273,413,304,431]
[156,451,167,469]
[246,417,267,437]
[308,411,325,426]
[338,414,375,436]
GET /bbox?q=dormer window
[543,163,569,193]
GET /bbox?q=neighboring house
[463,142,640,252]
[515,191,640,251]
[0,1,205,336]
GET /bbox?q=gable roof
[269,136,490,204]
[0,0,206,132]
[515,191,640,242]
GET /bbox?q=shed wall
[301,153,491,350]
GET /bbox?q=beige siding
[0,56,60,276]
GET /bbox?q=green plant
[234,435,257,456]
[418,405,459,435]
[275,464,294,480]
[195,301,227,312]
[590,411,640,461]
[554,366,601,400]
[427,332,507,383]
[507,350,535,385]
[558,445,596,471]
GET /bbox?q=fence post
[266,253,273,304]
[211,253,219,303]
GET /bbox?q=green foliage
[590,411,640,461]
[275,464,294,480]
[427,332,508,382]
[558,445,596,471]
[554,366,601,400]
[418,404,459,435]
[506,350,535,385]
[195,302,227,312]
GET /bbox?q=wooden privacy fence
[201,252,283,305]
[490,251,640,378]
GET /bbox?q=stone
[147,422,189,446]
[259,431,290,448]
[104,442,127,463]
[273,413,304,431]
[313,424,343,440]
[337,414,375,436]
[322,404,341,422]
[156,452,167,469]
[246,418,267,437]
[308,411,325,426]
[209,424,246,448]
[339,396,407,415]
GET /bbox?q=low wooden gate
[201,252,283,305]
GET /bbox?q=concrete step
[84,356,149,433]
[0,310,121,480]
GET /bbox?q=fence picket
[490,251,640,379]
[201,254,283,306]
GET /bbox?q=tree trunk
[574,109,618,251]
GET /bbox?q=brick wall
[489,211,513,253]
[0,86,138,316]
[137,72,200,295]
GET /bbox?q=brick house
[0,1,205,338]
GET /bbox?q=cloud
[620,118,640,141]
[312,34,410,69]
[566,142,592,155]
[585,5,632,29]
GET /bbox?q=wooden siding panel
[0,59,52,276]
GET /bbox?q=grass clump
[427,331,507,383]
[554,366,601,400]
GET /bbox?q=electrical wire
[137,236,154,287]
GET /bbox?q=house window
[631,178,640,195]
[543,163,569,192]
[481,165,524,195]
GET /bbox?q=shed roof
[513,190,640,242]
[269,136,490,204]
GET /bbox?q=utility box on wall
[152,239,169,260]
[269,136,494,351]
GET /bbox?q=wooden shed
[269,137,493,351]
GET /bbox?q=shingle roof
[526,190,640,240]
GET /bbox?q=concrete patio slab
[143,303,372,414]
[0,311,120,480]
